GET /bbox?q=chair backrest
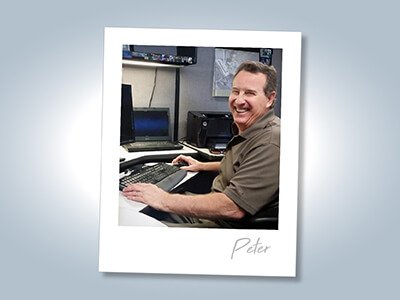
[237,192,279,229]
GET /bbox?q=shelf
[122,59,185,69]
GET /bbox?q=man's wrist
[159,191,173,212]
[199,162,207,171]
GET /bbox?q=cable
[148,67,158,107]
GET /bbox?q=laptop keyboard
[131,141,177,147]
[123,141,183,152]
[119,163,187,191]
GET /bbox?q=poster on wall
[212,48,259,97]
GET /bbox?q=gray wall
[122,65,177,135]
[122,46,282,140]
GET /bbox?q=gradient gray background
[1,0,399,299]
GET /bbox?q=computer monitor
[120,84,135,144]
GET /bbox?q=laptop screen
[132,108,170,141]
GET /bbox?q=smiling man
[229,62,277,133]
[122,61,280,228]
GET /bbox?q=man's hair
[233,61,277,99]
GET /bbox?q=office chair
[235,197,279,230]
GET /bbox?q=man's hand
[172,155,203,172]
[172,155,221,172]
[122,183,169,210]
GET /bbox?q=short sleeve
[222,143,280,215]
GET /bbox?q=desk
[118,145,198,227]
[119,195,165,227]
[180,141,224,161]
[119,144,198,172]
[119,144,197,161]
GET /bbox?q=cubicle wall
[122,46,282,140]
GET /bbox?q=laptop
[122,107,183,152]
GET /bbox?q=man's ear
[266,91,276,108]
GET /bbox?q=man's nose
[235,93,246,104]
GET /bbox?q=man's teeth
[235,108,248,113]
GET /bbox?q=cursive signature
[231,237,271,259]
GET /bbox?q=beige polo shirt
[212,109,280,217]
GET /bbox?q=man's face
[229,70,275,133]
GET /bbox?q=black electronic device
[120,84,135,145]
[186,111,233,149]
[123,45,197,66]
[119,163,187,192]
[122,107,183,152]
[173,161,189,168]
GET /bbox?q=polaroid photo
[99,27,302,277]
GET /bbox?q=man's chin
[233,111,249,121]
[233,116,248,128]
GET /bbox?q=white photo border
[99,27,302,277]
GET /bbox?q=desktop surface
[119,144,197,172]
[118,146,199,227]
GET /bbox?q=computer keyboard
[119,163,187,192]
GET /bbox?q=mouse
[175,161,189,167]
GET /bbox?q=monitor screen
[132,108,170,140]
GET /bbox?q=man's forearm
[161,192,245,220]
[199,161,221,172]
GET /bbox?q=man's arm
[172,155,221,172]
[122,183,245,220]
[162,191,245,220]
